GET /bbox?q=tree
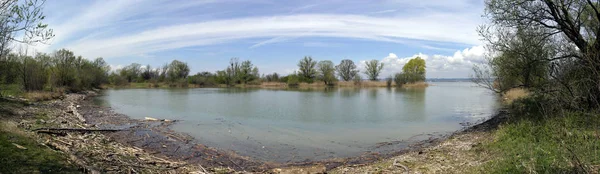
[238,60,259,84]
[335,59,359,81]
[0,0,53,95]
[395,57,427,86]
[225,58,240,85]
[265,73,280,82]
[482,0,600,108]
[473,27,552,93]
[122,63,142,83]
[298,56,317,82]
[402,57,426,76]
[167,60,190,82]
[364,59,384,81]
[317,60,336,85]
[51,49,77,87]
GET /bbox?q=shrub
[353,75,362,86]
[287,74,300,87]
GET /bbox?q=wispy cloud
[60,13,481,59]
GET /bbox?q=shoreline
[103,81,430,90]
[1,90,503,173]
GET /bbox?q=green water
[95,82,498,162]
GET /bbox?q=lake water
[94,82,498,162]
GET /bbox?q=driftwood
[34,128,124,136]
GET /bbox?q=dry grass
[338,81,390,87]
[502,88,529,105]
[0,121,30,138]
[23,91,63,101]
[401,81,430,88]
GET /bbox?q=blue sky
[32,0,487,78]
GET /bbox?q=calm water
[94,82,498,162]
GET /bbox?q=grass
[502,88,529,105]
[22,91,63,101]
[0,84,24,97]
[401,81,429,88]
[474,111,600,173]
[0,121,81,174]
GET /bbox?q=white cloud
[359,45,486,78]
[39,0,482,59]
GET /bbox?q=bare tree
[335,59,359,81]
[364,59,384,81]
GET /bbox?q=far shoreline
[102,81,431,90]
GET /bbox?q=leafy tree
[364,59,384,81]
[167,60,190,81]
[474,27,553,93]
[264,73,280,82]
[121,63,142,83]
[482,0,600,108]
[19,54,47,91]
[317,60,336,85]
[286,73,300,86]
[335,59,359,81]
[188,71,217,86]
[395,57,426,86]
[51,49,77,87]
[141,64,154,81]
[297,56,317,82]
[402,57,426,76]
[238,60,259,84]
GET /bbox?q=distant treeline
[107,55,426,88]
[0,48,429,95]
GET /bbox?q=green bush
[287,74,300,86]
[394,72,424,86]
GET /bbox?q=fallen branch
[34,128,125,136]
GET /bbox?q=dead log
[34,128,125,136]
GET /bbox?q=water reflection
[96,82,498,162]
[397,88,426,121]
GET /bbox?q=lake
[94,82,498,163]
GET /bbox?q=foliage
[402,57,426,76]
[264,73,280,82]
[317,60,337,85]
[364,59,384,81]
[215,58,259,85]
[386,76,392,87]
[167,60,190,82]
[474,27,552,93]
[353,74,362,86]
[297,56,317,83]
[335,59,359,81]
[478,0,600,109]
[188,72,217,86]
[0,0,54,46]
[395,57,426,86]
[286,73,300,86]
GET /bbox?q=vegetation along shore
[2,0,600,173]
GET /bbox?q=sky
[31,0,487,78]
